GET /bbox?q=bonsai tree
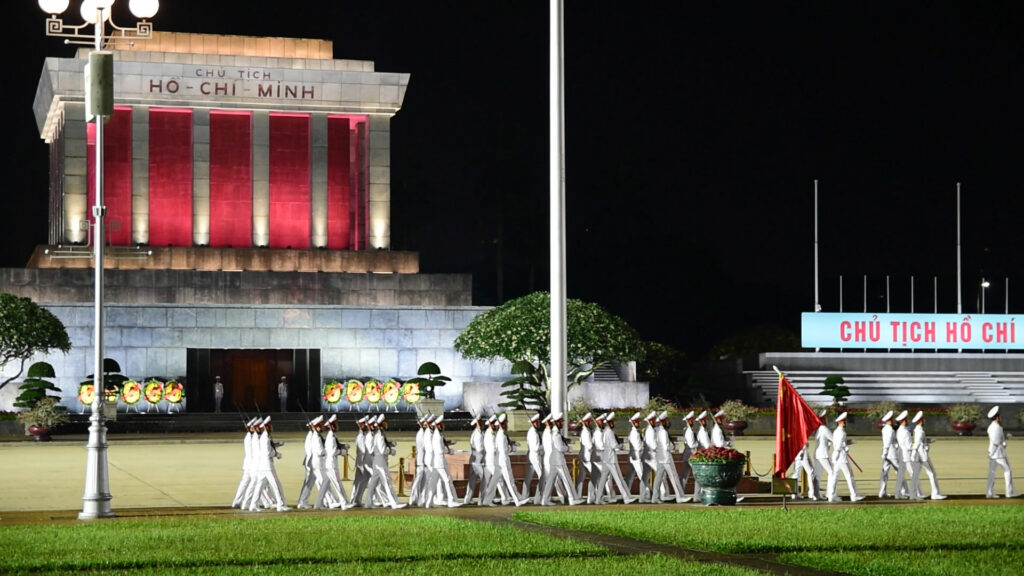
[0,293,71,392]
[404,361,451,400]
[719,399,758,423]
[14,361,62,410]
[82,358,129,403]
[947,403,981,423]
[820,375,851,409]
[498,360,547,410]
[453,292,645,412]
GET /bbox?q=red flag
[774,371,823,476]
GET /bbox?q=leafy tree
[640,341,689,402]
[453,291,645,411]
[0,293,71,392]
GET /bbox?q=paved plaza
[1,429,1021,519]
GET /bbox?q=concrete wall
[462,380,650,416]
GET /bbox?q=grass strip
[778,548,1024,576]
[0,515,603,573]
[2,555,765,576]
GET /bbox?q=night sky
[4,2,1023,358]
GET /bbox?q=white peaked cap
[424,415,435,423]
[713,410,724,419]
[552,412,563,421]
[595,413,607,422]
[376,414,386,424]
[606,413,616,421]
[530,413,541,422]
[470,416,479,425]
[262,416,272,426]
[417,415,426,423]
[683,411,695,420]
[697,411,708,421]
[497,413,507,423]
[487,415,497,424]
[309,415,324,426]
[435,414,445,424]
[581,412,593,421]
[835,412,848,423]
[988,405,1000,418]
[326,414,337,425]
[356,416,367,424]
[818,409,828,418]
[542,414,552,423]
[658,411,669,421]
[881,410,893,422]
[896,410,909,422]
[630,412,642,422]
[645,411,658,421]
[246,417,258,427]
[912,411,923,424]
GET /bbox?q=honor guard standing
[231,418,259,508]
[696,411,712,450]
[908,411,946,500]
[711,410,728,448]
[277,377,288,412]
[350,417,370,506]
[363,414,406,509]
[652,410,688,503]
[464,415,486,504]
[426,415,462,507]
[576,412,595,502]
[986,406,1019,498]
[623,412,650,502]
[520,413,544,503]
[297,415,325,509]
[407,416,429,507]
[213,376,224,413]
[877,410,899,498]
[894,411,912,499]
[598,413,637,504]
[540,413,583,505]
[322,414,354,509]
[247,416,290,512]
[813,409,833,493]
[826,412,864,502]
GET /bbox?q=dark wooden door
[231,351,271,408]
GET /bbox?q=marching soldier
[894,410,912,499]
[790,439,819,500]
[407,416,429,507]
[231,417,259,508]
[681,411,702,500]
[597,413,637,504]
[711,409,728,448]
[877,410,901,498]
[350,416,370,506]
[464,415,486,504]
[494,414,525,506]
[826,412,864,502]
[986,406,1019,498]
[426,415,461,508]
[576,412,595,502]
[321,414,354,509]
[652,410,688,503]
[696,411,712,450]
[813,409,833,494]
[589,414,608,503]
[297,415,324,509]
[539,413,582,505]
[247,416,290,512]
[520,413,544,503]
[623,412,650,502]
[363,414,406,509]
[909,411,946,500]
[642,411,660,497]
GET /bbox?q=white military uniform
[247,418,289,512]
[520,416,544,503]
[894,416,913,499]
[494,417,523,506]
[790,442,820,500]
[539,416,581,505]
[297,417,323,508]
[710,412,727,448]
[464,418,486,504]
[480,419,508,505]
[986,407,1018,498]
[641,414,660,497]
[696,417,712,450]
[813,419,833,489]
[576,416,595,501]
[826,415,863,502]
[349,419,370,505]
[231,419,258,508]
[322,418,351,509]
[426,417,460,507]
[652,417,687,503]
[363,416,405,509]
[909,412,945,500]
[408,417,428,506]
[622,414,650,502]
[682,413,701,499]
[877,416,901,498]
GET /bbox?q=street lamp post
[981,278,990,314]
[37,0,159,520]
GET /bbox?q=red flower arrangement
[690,446,746,464]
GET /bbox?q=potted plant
[820,375,851,410]
[16,397,70,442]
[948,403,981,436]
[566,397,591,436]
[406,362,450,417]
[865,401,901,429]
[719,399,758,436]
[689,446,747,505]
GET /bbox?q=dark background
[4,2,1023,359]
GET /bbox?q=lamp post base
[78,411,114,520]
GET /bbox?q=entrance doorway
[186,348,320,412]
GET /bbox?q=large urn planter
[723,420,748,436]
[690,460,746,506]
[415,399,445,418]
[950,420,976,436]
[26,424,52,442]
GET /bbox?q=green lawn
[0,514,759,576]
[515,505,1024,575]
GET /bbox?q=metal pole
[549,0,567,432]
[80,10,112,520]
[957,183,962,315]
[814,179,819,312]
